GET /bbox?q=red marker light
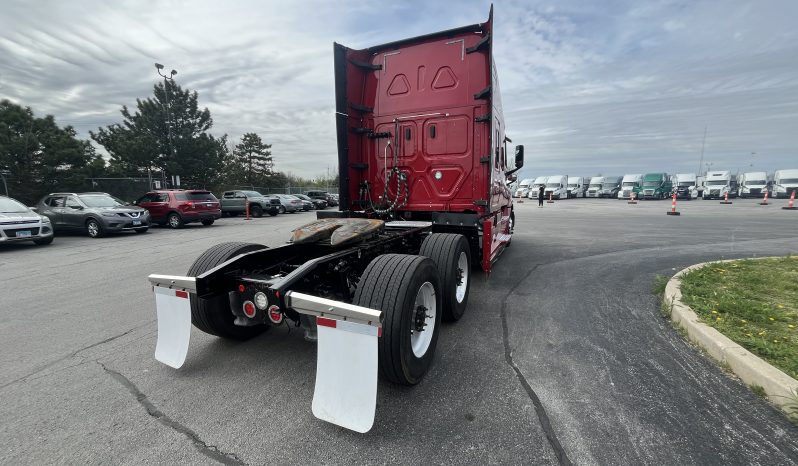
[267,305,283,324]
[238,284,246,293]
[243,301,256,318]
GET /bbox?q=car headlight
[40,215,51,223]
[101,212,117,217]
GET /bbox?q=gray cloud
[0,0,795,179]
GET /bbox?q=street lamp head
[155,63,164,70]
[170,70,177,76]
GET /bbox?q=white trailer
[527,176,549,199]
[617,174,642,199]
[703,171,737,199]
[773,169,798,198]
[586,177,603,198]
[567,176,586,198]
[544,175,568,200]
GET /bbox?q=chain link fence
[223,185,338,195]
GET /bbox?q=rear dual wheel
[188,242,269,340]
[354,254,442,385]
[419,233,472,321]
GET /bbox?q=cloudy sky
[1,0,796,179]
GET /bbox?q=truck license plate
[16,230,31,238]
[132,220,141,226]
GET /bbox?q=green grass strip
[679,256,798,380]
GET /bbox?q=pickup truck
[220,190,281,217]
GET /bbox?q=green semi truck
[640,173,673,199]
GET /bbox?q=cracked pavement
[1,199,797,465]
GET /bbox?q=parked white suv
[0,195,54,245]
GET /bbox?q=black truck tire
[354,254,442,385]
[250,204,263,218]
[419,233,472,321]
[187,242,268,340]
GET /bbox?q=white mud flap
[153,286,192,369]
[312,316,380,433]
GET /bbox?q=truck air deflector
[466,33,490,54]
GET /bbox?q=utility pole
[697,126,707,176]
[155,63,178,186]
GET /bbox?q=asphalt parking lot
[2,199,797,465]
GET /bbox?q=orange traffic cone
[666,193,681,216]
[628,191,637,204]
[759,190,770,206]
[719,191,733,204]
[546,192,554,203]
[245,200,251,220]
[784,190,797,210]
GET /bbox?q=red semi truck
[148,7,523,433]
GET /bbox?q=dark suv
[135,190,221,228]
[36,192,150,238]
[305,190,337,207]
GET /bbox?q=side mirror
[507,174,518,183]
[505,145,524,177]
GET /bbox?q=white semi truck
[514,178,535,198]
[674,173,700,200]
[737,172,769,198]
[586,177,603,198]
[773,169,798,198]
[544,175,569,200]
[703,171,737,199]
[567,176,586,198]
[617,174,642,199]
[527,176,549,199]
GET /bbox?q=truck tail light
[268,305,283,324]
[243,301,256,318]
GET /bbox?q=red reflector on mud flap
[175,290,188,299]
[317,316,337,328]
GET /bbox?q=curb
[665,259,798,413]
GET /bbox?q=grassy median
[679,256,798,381]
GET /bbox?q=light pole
[155,63,178,186]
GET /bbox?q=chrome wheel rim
[87,221,98,237]
[410,281,436,358]
[169,215,179,228]
[455,252,468,303]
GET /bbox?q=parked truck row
[513,169,798,201]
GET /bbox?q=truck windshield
[678,182,694,187]
[746,180,766,185]
[622,182,637,187]
[568,184,579,188]
[601,184,616,189]
[519,184,530,188]
[79,194,124,207]
[546,183,560,188]
[780,178,798,184]
[589,184,601,188]
[707,180,728,186]
[0,197,29,213]
[642,181,660,187]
